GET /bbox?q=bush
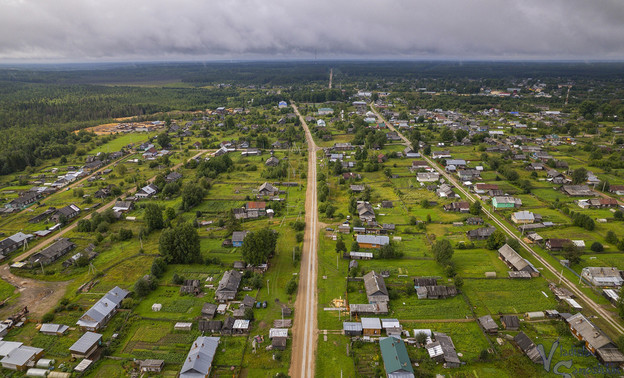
[291,220,306,231]
[286,278,298,295]
[118,228,133,241]
[590,242,604,253]
[172,273,185,285]
[41,312,55,323]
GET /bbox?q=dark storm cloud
[1,0,623,61]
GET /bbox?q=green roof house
[380,337,414,378]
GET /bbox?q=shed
[175,322,193,331]
[343,322,363,336]
[361,317,382,336]
[139,359,165,373]
[478,315,498,334]
[69,332,102,359]
[39,323,69,336]
[500,315,520,331]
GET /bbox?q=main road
[369,104,624,335]
[289,103,319,378]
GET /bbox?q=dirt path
[0,264,70,319]
[289,103,319,378]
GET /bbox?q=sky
[1,0,624,62]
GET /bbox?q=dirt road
[0,264,69,319]
[289,103,319,378]
[370,104,624,336]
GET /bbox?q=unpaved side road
[0,265,69,319]
[289,103,319,378]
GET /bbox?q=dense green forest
[1,61,623,176]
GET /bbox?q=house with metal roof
[69,332,102,359]
[498,244,539,277]
[492,196,522,209]
[581,267,623,287]
[39,323,69,336]
[364,271,389,304]
[180,336,220,378]
[380,337,414,378]
[0,345,44,371]
[511,211,535,224]
[135,184,158,199]
[215,270,242,302]
[357,235,389,249]
[566,313,624,366]
[361,317,382,336]
[76,286,129,331]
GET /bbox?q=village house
[545,238,571,251]
[436,183,456,198]
[443,201,470,213]
[201,303,218,320]
[258,182,279,197]
[5,192,40,210]
[165,171,183,183]
[139,359,165,373]
[269,328,288,351]
[317,107,334,116]
[51,204,80,223]
[457,169,481,181]
[478,315,498,334]
[76,286,129,331]
[29,238,76,266]
[501,315,520,331]
[466,226,496,240]
[69,332,102,359]
[361,317,382,336]
[417,172,439,183]
[0,344,44,371]
[426,332,461,368]
[364,270,389,304]
[349,303,389,316]
[39,323,69,336]
[357,235,389,249]
[432,150,452,159]
[511,211,535,224]
[609,185,624,195]
[112,201,133,213]
[357,201,376,223]
[0,232,34,257]
[581,267,623,287]
[135,184,158,199]
[180,337,220,378]
[231,231,249,247]
[566,313,624,366]
[380,337,414,378]
[498,244,539,277]
[180,279,201,296]
[215,270,242,302]
[492,196,522,209]
[561,185,595,197]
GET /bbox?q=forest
[1,61,623,176]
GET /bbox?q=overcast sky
[1,0,624,62]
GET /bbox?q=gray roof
[216,270,242,298]
[343,322,363,332]
[231,231,249,243]
[70,332,102,354]
[40,323,69,334]
[363,271,389,302]
[478,315,498,331]
[567,313,612,350]
[180,336,220,378]
[498,244,536,273]
[0,345,43,366]
[77,286,129,328]
[361,317,382,329]
[357,235,389,246]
